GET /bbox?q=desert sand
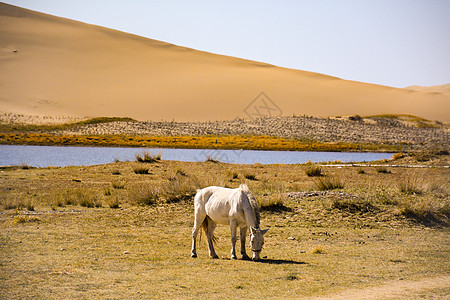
[0,3,449,122]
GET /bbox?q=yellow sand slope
[0,3,448,121]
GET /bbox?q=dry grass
[0,160,449,298]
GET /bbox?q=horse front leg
[240,226,250,260]
[230,220,238,260]
[206,218,219,259]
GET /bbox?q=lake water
[0,145,394,167]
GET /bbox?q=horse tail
[200,216,217,245]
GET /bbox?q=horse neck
[242,193,260,228]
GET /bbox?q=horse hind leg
[191,211,206,258]
[204,216,219,259]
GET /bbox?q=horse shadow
[255,258,308,265]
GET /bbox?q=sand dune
[0,3,449,122]
[405,84,450,96]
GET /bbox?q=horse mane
[240,184,260,228]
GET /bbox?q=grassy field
[1,157,449,298]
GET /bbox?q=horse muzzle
[252,249,262,261]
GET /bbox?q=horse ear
[261,229,269,235]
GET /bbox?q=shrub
[108,197,121,209]
[228,171,239,180]
[130,174,201,205]
[399,197,449,226]
[332,198,378,213]
[13,216,41,224]
[205,155,219,163]
[357,169,366,174]
[79,195,102,208]
[305,165,323,177]
[175,168,187,177]
[348,115,362,121]
[112,169,121,175]
[111,181,125,189]
[244,173,258,181]
[376,167,391,174]
[135,151,161,163]
[314,176,344,191]
[133,166,150,174]
[259,193,291,212]
[130,185,158,206]
[312,246,324,254]
[399,176,424,195]
[391,153,404,160]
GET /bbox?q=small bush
[108,197,121,209]
[130,174,201,205]
[399,198,449,226]
[314,176,344,191]
[244,173,258,181]
[228,171,239,180]
[135,151,161,163]
[205,155,219,163]
[112,169,121,175]
[391,153,404,160]
[312,246,324,254]
[399,176,424,195]
[79,195,102,208]
[133,166,150,174]
[357,169,366,174]
[332,198,378,213]
[259,194,291,212]
[13,216,41,224]
[376,167,391,174]
[111,181,125,189]
[305,165,323,177]
[175,168,187,177]
[349,115,362,121]
[413,150,433,162]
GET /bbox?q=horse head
[250,227,269,261]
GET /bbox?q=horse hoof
[231,255,237,260]
[211,255,219,259]
[241,255,251,261]
[191,253,197,258]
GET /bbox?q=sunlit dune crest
[0,3,448,121]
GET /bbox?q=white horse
[191,184,268,261]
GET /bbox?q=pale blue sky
[3,0,449,88]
